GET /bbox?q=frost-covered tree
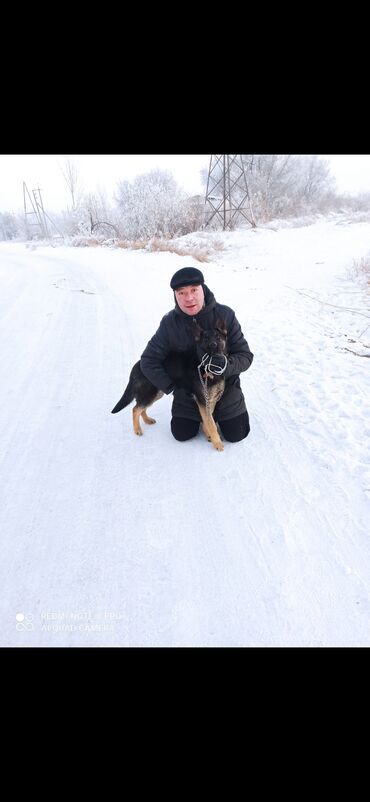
[114,170,188,238]
[300,155,335,202]
[0,211,19,240]
[241,154,336,220]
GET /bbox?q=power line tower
[23,183,63,241]
[23,183,50,239]
[204,155,256,230]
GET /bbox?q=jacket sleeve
[140,318,174,394]
[224,312,253,379]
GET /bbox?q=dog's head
[192,318,228,355]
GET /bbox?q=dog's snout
[209,339,218,351]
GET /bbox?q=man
[140,267,253,443]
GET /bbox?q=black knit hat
[170,267,205,291]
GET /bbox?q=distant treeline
[1,155,370,241]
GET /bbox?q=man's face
[175,284,205,316]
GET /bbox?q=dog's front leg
[196,403,224,451]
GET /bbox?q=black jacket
[140,286,254,422]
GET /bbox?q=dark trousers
[171,411,250,443]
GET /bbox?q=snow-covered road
[1,221,370,647]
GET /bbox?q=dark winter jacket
[140,286,254,422]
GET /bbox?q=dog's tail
[111,375,135,414]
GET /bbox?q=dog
[111,319,228,451]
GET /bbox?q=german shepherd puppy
[111,319,228,451]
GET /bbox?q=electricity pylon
[23,183,50,239]
[23,183,63,240]
[204,155,256,230]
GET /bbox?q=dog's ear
[192,321,203,341]
[216,318,227,337]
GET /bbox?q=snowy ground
[1,217,370,647]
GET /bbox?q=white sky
[1,154,370,214]
[321,154,370,195]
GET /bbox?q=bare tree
[301,155,335,201]
[59,158,84,211]
[82,190,120,237]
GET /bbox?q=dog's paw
[214,440,224,451]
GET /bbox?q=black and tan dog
[111,320,228,451]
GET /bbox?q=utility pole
[204,155,256,230]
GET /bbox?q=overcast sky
[1,154,370,215]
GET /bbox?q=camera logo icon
[15,613,34,631]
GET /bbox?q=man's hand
[206,355,228,376]
[197,351,228,375]
[209,355,227,370]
